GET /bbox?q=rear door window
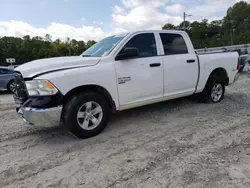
[160,33,188,55]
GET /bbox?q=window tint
[0,69,13,75]
[120,33,157,58]
[160,33,188,55]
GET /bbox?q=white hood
[15,56,101,78]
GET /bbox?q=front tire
[63,92,110,139]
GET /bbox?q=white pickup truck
[14,30,239,138]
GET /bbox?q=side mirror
[115,47,139,60]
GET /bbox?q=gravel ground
[1,73,250,188]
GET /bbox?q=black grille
[14,72,28,103]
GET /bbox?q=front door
[114,33,164,107]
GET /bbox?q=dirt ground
[1,74,250,188]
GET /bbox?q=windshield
[81,34,126,57]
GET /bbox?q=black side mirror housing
[115,47,139,60]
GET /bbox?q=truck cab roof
[114,30,187,37]
[127,30,187,34]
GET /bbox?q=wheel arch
[199,67,227,103]
[62,85,116,113]
[206,67,229,86]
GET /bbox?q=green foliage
[0,34,94,66]
[162,1,250,49]
[162,23,176,30]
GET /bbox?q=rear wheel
[62,92,110,139]
[201,78,225,103]
[210,83,224,102]
[7,80,15,93]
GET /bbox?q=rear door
[158,32,199,97]
[114,32,164,107]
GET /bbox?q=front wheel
[63,92,110,139]
[201,79,225,103]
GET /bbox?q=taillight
[237,57,240,70]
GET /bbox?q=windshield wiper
[82,55,91,57]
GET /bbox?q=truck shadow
[0,90,10,94]
[108,96,194,129]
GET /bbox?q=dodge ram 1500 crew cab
[14,30,240,138]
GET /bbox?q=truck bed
[195,51,239,93]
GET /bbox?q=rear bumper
[16,105,62,127]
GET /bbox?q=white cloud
[165,4,184,15]
[112,0,249,32]
[111,27,128,35]
[112,0,182,31]
[112,5,126,14]
[111,0,248,33]
[235,0,250,3]
[186,0,232,20]
[0,0,248,41]
[122,0,169,8]
[184,0,250,21]
[0,20,107,41]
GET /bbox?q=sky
[0,0,249,41]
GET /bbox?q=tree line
[0,34,96,66]
[0,1,249,66]
[163,1,250,49]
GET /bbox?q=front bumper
[13,72,64,127]
[16,105,63,127]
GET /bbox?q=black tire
[200,77,225,103]
[62,92,110,139]
[7,80,15,93]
